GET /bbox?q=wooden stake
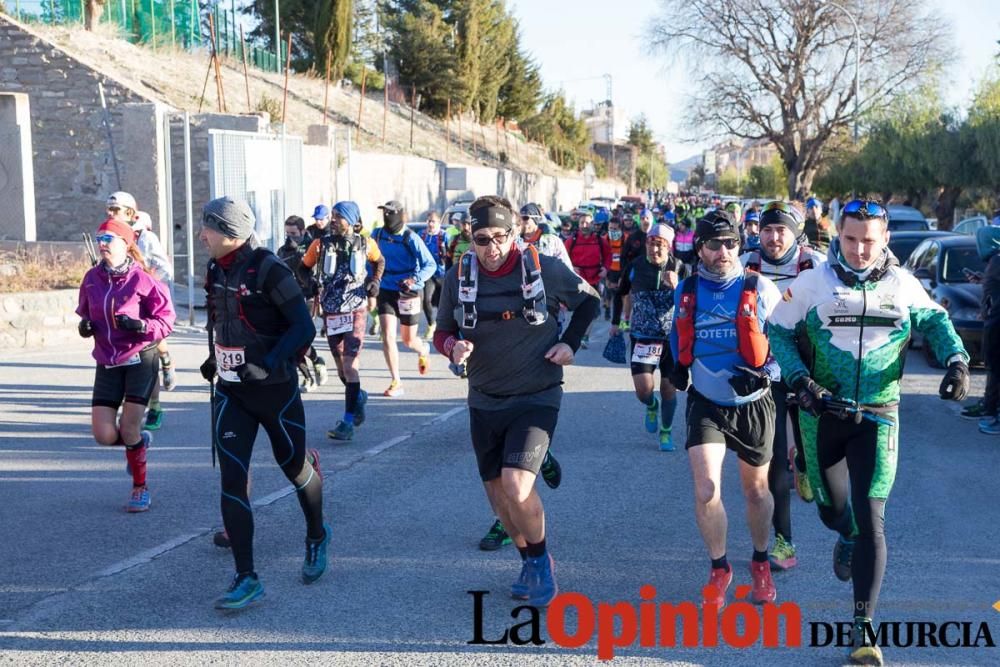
[356,66,367,129]
[208,13,226,112]
[446,99,451,161]
[198,51,214,113]
[323,51,331,125]
[239,24,251,113]
[495,118,500,162]
[281,31,292,124]
[409,84,416,149]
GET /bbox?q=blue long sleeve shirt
[372,228,437,291]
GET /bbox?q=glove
[792,376,831,417]
[199,357,217,383]
[114,314,145,332]
[78,319,94,338]
[365,281,380,298]
[939,361,970,401]
[668,364,690,392]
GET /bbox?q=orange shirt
[302,235,381,268]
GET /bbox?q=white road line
[96,531,205,577]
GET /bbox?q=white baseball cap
[107,191,137,210]
[131,211,153,232]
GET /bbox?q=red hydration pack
[675,272,770,368]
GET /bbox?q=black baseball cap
[378,200,404,215]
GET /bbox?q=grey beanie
[203,196,256,239]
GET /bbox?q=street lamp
[819,0,861,146]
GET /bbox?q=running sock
[752,549,769,563]
[148,398,161,412]
[711,555,730,572]
[345,381,361,415]
[639,393,656,406]
[526,539,546,559]
[124,438,147,486]
[517,546,528,561]
[342,413,355,425]
[660,397,677,428]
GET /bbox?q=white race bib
[398,296,421,315]
[215,344,246,383]
[631,341,663,366]
[105,353,140,369]
[325,313,354,335]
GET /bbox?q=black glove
[792,376,831,417]
[199,357,217,382]
[114,314,145,332]
[78,319,94,338]
[939,361,970,401]
[668,364,690,392]
[365,281,380,298]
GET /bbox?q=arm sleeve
[433,267,460,359]
[301,240,321,268]
[904,272,970,365]
[261,263,316,370]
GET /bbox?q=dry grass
[0,246,91,293]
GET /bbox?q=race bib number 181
[631,341,663,366]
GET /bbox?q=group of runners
[77,189,970,665]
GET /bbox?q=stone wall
[0,14,157,241]
[0,288,79,349]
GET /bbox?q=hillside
[26,22,571,177]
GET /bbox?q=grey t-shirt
[437,252,599,410]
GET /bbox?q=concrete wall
[0,92,36,241]
[0,15,157,241]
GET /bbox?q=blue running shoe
[511,559,530,600]
[354,390,368,427]
[659,427,674,452]
[302,523,331,584]
[524,553,558,607]
[644,396,660,434]
[979,417,1000,435]
[126,485,150,513]
[327,420,354,441]
[214,572,264,610]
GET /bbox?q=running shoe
[644,396,660,434]
[300,374,316,394]
[750,560,776,604]
[308,448,323,483]
[795,468,814,503]
[214,572,264,610]
[524,553,557,607]
[327,420,354,441]
[302,523,331,584]
[511,559,530,600]
[314,359,329,386]
[620,320,630,332]
[368,314,380,337]
[540,451,562,489]
[834,535,855,582]
[769,533,798,570]
[126,430,152,476]
[849,618,884,666]
[979,417,1000,435]
[354,390,368,427]
[126,485,151,513]
[418,353,430,376]
[144,407,164,431]
[160,356,177,391]
[383,380,404,397]
[659,427,674,452]
[213,530,231,549]
[479,519,512,551]
[961,402,988,419]
[703,566,733,607]
[580,335,589,349]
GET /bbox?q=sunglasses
[95,233,119,245]
[106,206,122,214]
[472,231,511,247]
[763,201,797,215]
[703,238,740,251]
[842,199,887,219]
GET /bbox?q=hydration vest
[674,272,770,369]
[317,233,369,314]
[457,246,547,329]
[745,249,814,274]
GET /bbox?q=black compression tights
[815,418,888,620]
[214,375,324,574]
[769,389,793,540]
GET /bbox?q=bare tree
[648,0,951,198]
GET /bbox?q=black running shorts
[685,389,775,467]
[469,405,559,481]
[91,345,159,409]
[377,288,421,326]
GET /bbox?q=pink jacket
[76,262,176,367]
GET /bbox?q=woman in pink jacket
[77,218,176,512]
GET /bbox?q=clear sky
[510,0,1000,166]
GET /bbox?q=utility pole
[274,0,281,73]
[604,73,614,180]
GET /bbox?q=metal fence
[8,0,286,72]
[208,128,303,250]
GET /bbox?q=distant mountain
[669,153,702,182]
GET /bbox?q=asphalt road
[1,319,998,666]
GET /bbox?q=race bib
[631,341,663,366]
[325,313,354,335]
[612,252,621,263]
[105,353,140,369]
[399,296,421,315]
[215,343,245,383]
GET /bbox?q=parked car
[886,204,930,231]
[954,215,988,236]
[888,230,955,265]
[904,235,985,366]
